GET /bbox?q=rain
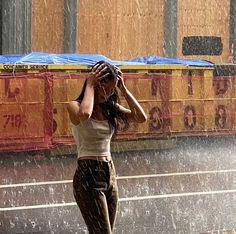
[1,0,236,234]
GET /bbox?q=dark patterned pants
[73,159,119,234]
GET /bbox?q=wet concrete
[1,136,236,233]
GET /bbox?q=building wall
[177,0,230,63]
[18,0,231,63]
[32,0,64,53]
[77,0,165,60]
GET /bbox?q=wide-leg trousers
[73,159,119,234]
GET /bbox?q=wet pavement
[1,136,236,234]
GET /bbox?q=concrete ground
[1,136,236,234]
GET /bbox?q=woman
[67,61,147,234]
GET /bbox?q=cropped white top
[71,118,114,158]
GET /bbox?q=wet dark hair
[75,61,128,134]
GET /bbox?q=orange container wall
[0,104,45,138]
[1,64,236,153]
[232,100,236,130]
[167,68,236,135]
[146,101,165,134]
[203,100,233,131]
[0,77,44,102]
[53,103,70,136]
[66,78,87,101]
[52,78,69,139]
[122,73,163,101]
[169,101,204,133]
[233,76,236,97]
[0,74,52,151]
[170,70,204,100]
[118,73,168,137]
[204,75,234,99]
[232,76,236,130]
[203,70,227,99]
[118,101,159,136]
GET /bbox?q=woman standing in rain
[67,61,147,234]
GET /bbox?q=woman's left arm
[117,70,147,123]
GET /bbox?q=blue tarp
[127,55,214,66]
[0,54,27,63]
[0,52,214,66]
[0,52,143,66]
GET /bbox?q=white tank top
[71,118,114,158]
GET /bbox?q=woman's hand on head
[114,66,126,92]
[88,62,110,86]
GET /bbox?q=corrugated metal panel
[64,0,77,53]
[1,0,32,54]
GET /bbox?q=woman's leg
[76,189,112,234]
[106,160,119,230]
[106,183,119,230]
[73,160,113,234]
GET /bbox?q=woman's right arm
[67,62,109,125]
[67,80,95,125]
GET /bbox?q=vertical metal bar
[64,0,77,53]
[1,0,32,54]
[163,0,178,58]
[23,0,32,53]
[230,0,236,63]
